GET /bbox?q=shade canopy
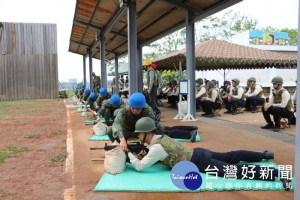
[69,0,241,60]
[152,39,297,71]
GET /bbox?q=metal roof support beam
[192,0,242,22]
[295,1,300,198]
[137,47,143,93]
[74,19,103,31]
[74,19,127,38]
[185,10,196,119]
[161,0,200,13]
[89,50,93,90]
[83,55,87,87]
[102,6,128,36]
[114,53,119,94]
[127,0,138,95]
[100,36,107,88]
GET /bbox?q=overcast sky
[0,0,298,82]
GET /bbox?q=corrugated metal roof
[68,0,241,60]
[152,39,298,70]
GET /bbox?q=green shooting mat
[94,161,294,192]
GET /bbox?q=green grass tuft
[51,152,68,162]
[0,146,29,163]
[24,134,40,139]
[51,130,63,135]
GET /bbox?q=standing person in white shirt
[261,76,296,132]
[223,78,245,115]
[245,77,265,113]
[200,81,222,117]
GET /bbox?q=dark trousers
[224,97,245,112]
[262,106,295,127]
[169,95,179,107]
[196,97,201,109]
[191,148,277,181]
[164,126,195,139]
[200,100,221,115]
[245,96,265,111]
[149,85,160,113]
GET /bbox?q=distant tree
[195,10,258,42]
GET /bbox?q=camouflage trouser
[103,109,113,122]
[107,126,138,142]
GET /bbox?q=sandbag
[181,100,188,114]
[93,122,107,136]
[104,141,127,174]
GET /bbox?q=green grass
[24,134,40,139]
[51,130,63,135]
[0,146,29,163]
[0,100,39,106]
[0,109,51,115]
[51,152,68,162]
[66,90,75,98]
[47,117,58,121]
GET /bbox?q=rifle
[90,142,149,155]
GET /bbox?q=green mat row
[94,161,294,192]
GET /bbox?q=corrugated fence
[0,22,58,100]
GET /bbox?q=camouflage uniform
[77,89,84,99]
[82,93,89,101]
[85,96,97,110]
[153,135,193,168]
[96,93,111,108]
[100,99,124,124]
[93,76,101,92]
[107,104,156,141]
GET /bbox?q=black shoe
[192,126,198,130]
[263,150,274,160]
[288,120,296,125]
[204,113,214,118]
[190,130,198,143]
[281,178,292,191]
[252,110,258,113]
[201,113,206,116]
[224,110,232,114]
[245,108,252,111]
[273,126,280,132]
[261,124,274,129]
[232,111,237,115]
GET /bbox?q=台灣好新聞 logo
[171,161,202,190]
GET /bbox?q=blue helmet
[76,86,79,90]
[84,89,90,94]
[109,95,121,106]
[80,84,85,89]
[90,92,98,100]
[99,88,108,96]
[128,93,146,109]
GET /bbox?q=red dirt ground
[0,99,69,200]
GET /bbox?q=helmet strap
[141,132,147,145]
